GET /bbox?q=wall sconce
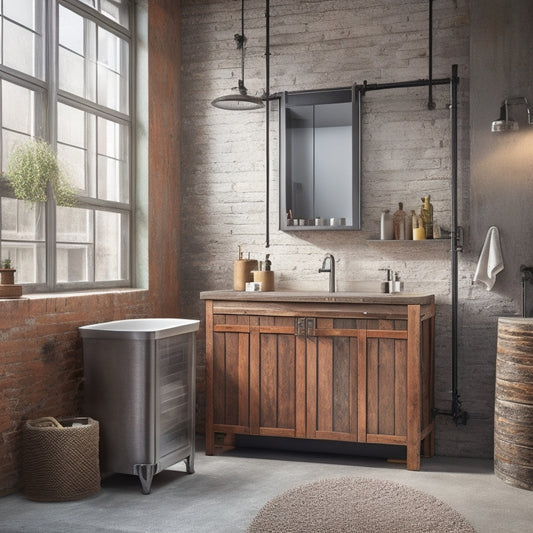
[491,96,532,132]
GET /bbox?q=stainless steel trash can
[79,318,199,494]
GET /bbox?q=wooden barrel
[495,317,533,490]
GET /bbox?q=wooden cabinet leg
[406,443,421,471]
[422,430,435,458]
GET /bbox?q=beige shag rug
[247,477,475,533]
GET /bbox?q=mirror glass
[280,88,361,230]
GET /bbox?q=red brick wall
[0,291,154,495]
[0,0,182,496]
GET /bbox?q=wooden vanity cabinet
[203,294,435,471]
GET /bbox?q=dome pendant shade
[491,97,532,133]
[491,103,518,133]
[211,81,264,110]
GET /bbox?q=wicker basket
[22,416,100,501]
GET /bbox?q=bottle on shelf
[380,209,394,240]
[420,195,433,239]
[393,202,407,240]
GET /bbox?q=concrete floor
[0,440,532,533]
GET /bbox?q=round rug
[247,477,475,533]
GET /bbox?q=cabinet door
[364,318,409,444]
[306,317,365,442]
[251,316,306,438]
[212,314,252,433]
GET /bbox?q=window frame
[0,0,135,293]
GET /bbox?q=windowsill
[0,287,148,303]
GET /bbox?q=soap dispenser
[233,245,258,291]
[253,254,275,291]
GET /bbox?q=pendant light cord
[265,0,270,248]
[239,0,245,91]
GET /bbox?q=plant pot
[0,268,16,285]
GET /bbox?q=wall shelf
[367,238,450,243]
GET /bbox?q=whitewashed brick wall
[180,0,511,458]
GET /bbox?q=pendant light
[211,0,264,110]
[491,96,532,132]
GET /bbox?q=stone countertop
[200,290,434,305]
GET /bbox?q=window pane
[97,117,129,202]
[1,197,45,283]
[97,27,129,112]
[2,81,35,134]
[57,104,85,146]
[101,0,130,29]
[58,47,86,97]
[95,210,128,281]
[57,206,92,243]
[3,19,43,79]
[56,206,93,283]
[57,103,92,193]
[57,143,86,191]
[2,130,30,171]
[58,6,96,101]
[4,0,37,31]
[1,197,45,240]
[2,242,45,283]
[58,6,84,54]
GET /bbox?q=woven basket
[22,416,100,502]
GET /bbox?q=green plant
[1,258,12,269]
[5,138,76,207]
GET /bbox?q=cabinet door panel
[309,318,360,441]
[366,331,408,439]
[257,316,302,437]
[212,315,250,429]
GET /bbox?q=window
[0,0,133,291]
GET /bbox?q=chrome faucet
[319,254,335,292]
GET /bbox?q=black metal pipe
[352,66,468,426]
[428,0,435,109]
[450,64,467,425]
[270,77,451,102]
[265,0,270,248]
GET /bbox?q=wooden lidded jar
[495,317,533,490]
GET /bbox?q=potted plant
[1,258,16,285]
[4,138,76,207]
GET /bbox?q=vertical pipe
[450,64,466,424]
[240,0,245,85]
[427,0,435,109]
[265,0,270,248]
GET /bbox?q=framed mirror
[280,87,361,230]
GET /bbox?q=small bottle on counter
[380,210,394,240]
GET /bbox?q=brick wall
[180,0,512,458]
[0,0,182,496]
[0,291,154,495]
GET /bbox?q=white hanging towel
[473,226,504,291]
